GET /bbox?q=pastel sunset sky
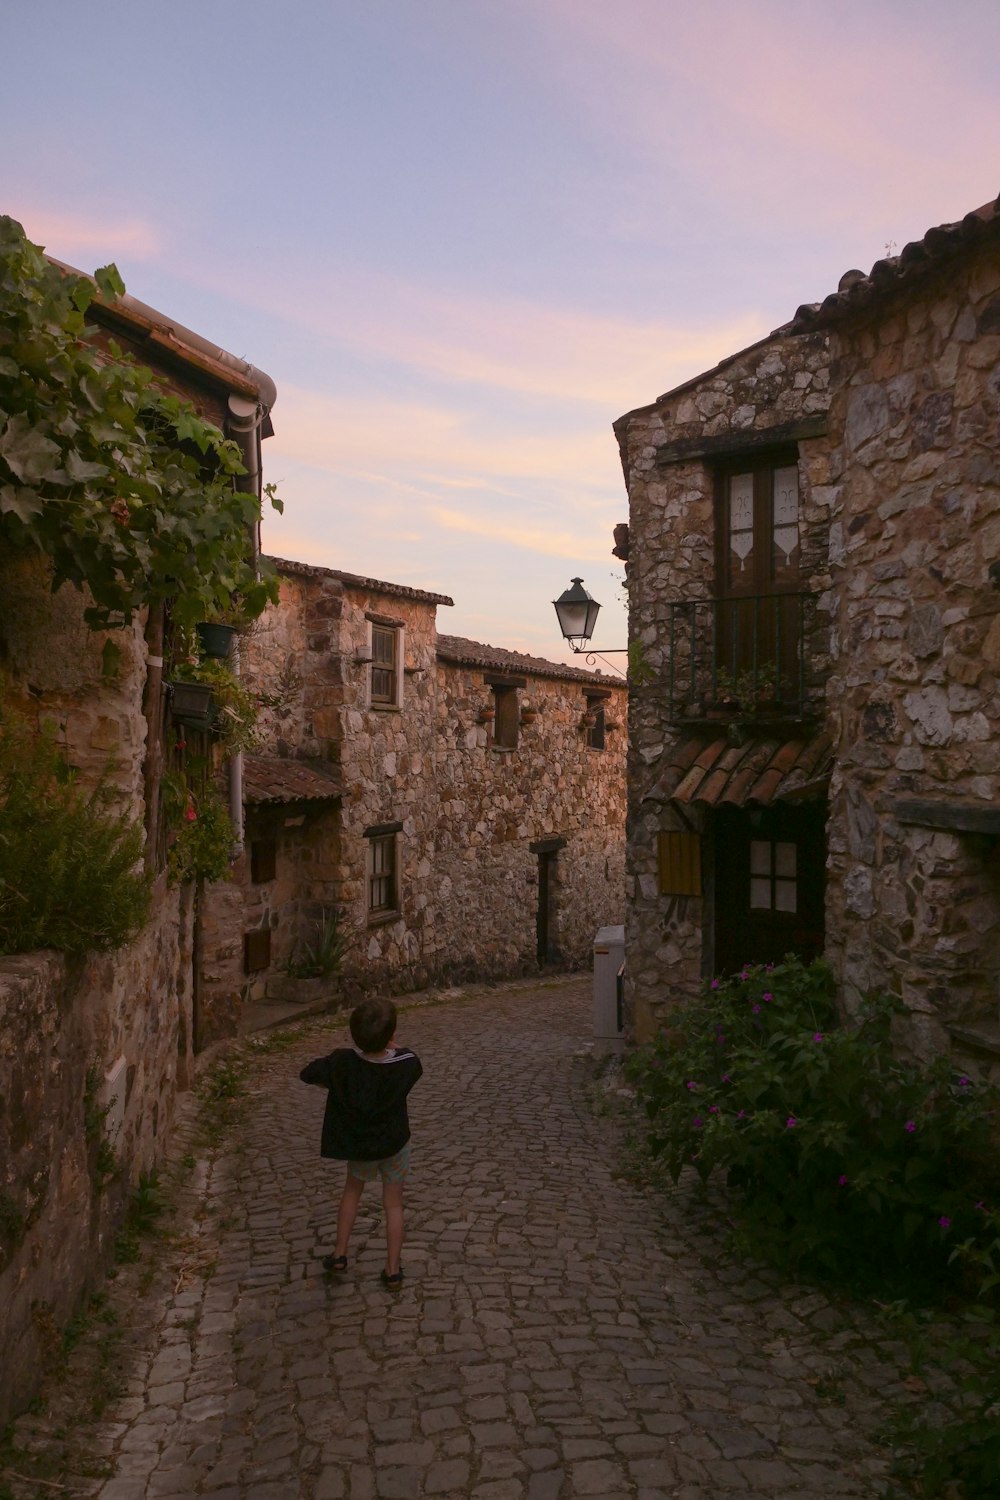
[5,0,1000,665]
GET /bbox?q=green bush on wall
[0,694,150,955]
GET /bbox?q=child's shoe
[323,1253,348,1273]
[380,1267,404,1289]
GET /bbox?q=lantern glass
[553,578,601,645]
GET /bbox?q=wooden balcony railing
[664,592,818,725]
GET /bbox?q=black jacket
[300,1046,422,1161]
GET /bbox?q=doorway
[530,835,567,966]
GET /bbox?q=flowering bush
[628,958,1000,1293]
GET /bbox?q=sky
[5,0,1000,667]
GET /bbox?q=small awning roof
[643,731,833,809]
[243,756,342,807]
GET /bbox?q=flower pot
[168,680,215,729]
[196,621,236,659]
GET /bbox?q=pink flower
[686,1081,698,1091]
[711,979,720,990]
[762,992,773,1003]
[752,1004,761,1014]
[957,1077,971,1088]
[838,1175,848,1186]
[813,1032,824,1042]
[184,801,198,823]
[708,1106,719,1114]
[938,1216,951,1230]
[721,1074,732,1084]
[692,1117,703,1128]
[905,1120,916,1133]
[786,1117,797,1128]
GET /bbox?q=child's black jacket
[300,1046,422,1160]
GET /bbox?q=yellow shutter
[657,832,701,896]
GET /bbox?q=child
[300,997,422,1287]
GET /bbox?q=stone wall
[229,563,628,1001]
[820,243,1000,1048]
[432,657,626,980]
[617,331,835,1037]
[0,558,194,1426]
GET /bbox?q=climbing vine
[0,215,281,630]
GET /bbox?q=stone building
[0,268,277,1423]
[197,557,627,1024]
[614,196,1000,1067]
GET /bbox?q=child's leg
[336,1172,365,1257]
[382,1179,404,1275]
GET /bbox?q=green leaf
[0,412,62,481]
[94,263,126,300]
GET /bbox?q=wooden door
[712,802,826,978]
[716,457,801,700]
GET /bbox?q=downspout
[225,394,272,854]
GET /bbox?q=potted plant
[168,655,260,754]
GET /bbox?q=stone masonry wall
[821,243,1000,1049]
[432,662,627,980]
[234,565,627,998]
[0,559,193,1425]
[618,329,835,1040]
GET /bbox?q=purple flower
[813,1032,824,1042]
[975,1201,986,1212]
[786,1116,797,1128]
[939,1216,951,1230]
[838,1175,848,1186]
[752,1004,761,1015]
[739,970,750,981]
[711,979,720,990]
[904,1120,916,1133]
[957,1077,971,1088]
[721,1074,732,1084]
[762,992,773,1003]
[709,1105,719,1114]
[765,964,774,973]
[716,1033,726,1044]
[692,1117,703,1129]
[686,1081,698,1091]
[736,1109,747,1119]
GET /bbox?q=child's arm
[300,1054,334,1087]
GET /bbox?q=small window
[368,831,399,919]
[492,685,519,749]
[250,839,277,884]
[586,703,606,750]
[244,928,272,973]
[749,839,797,912]
[370,624,400,708]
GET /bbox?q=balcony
[663,592,819,728]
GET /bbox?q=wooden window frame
[366,826,401,923]
[369,620,403,710]
[714,449,801,600]
[492,684,519,750]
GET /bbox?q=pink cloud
[8,206,161,265]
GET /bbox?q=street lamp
[552,578,627,674]
[553,577,602,650]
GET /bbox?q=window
[749,839,797,913]
[250,838,276,884]
[492,685,519,749]
[369,621,402,708]
[719,457,800,596]
[586,703,605,750]
[366,822,402,920]
[715,455,802,697]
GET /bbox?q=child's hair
[350,998,398,1054]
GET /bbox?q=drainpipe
[224,393,272,856]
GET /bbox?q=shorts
[347,1143,411,1184]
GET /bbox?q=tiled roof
[791,195,1000,331]
[643,731,834,809]
[266,556,454,607]
[436,633,626,689]
[242,755,342,806]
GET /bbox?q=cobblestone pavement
[11,975,927,1499]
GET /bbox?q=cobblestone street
[12,976,919,1499]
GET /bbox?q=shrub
[166,785,234,885]
[628,958,1000,1295]
[285,907,352,979]
[0,697,150,955]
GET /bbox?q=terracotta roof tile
[643,731,833,809]
[266,555,454,607]
[243,755,342,806]
[791,196,1000,332]
[436,634,624,689]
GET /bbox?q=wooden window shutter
[657,832,702,896]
